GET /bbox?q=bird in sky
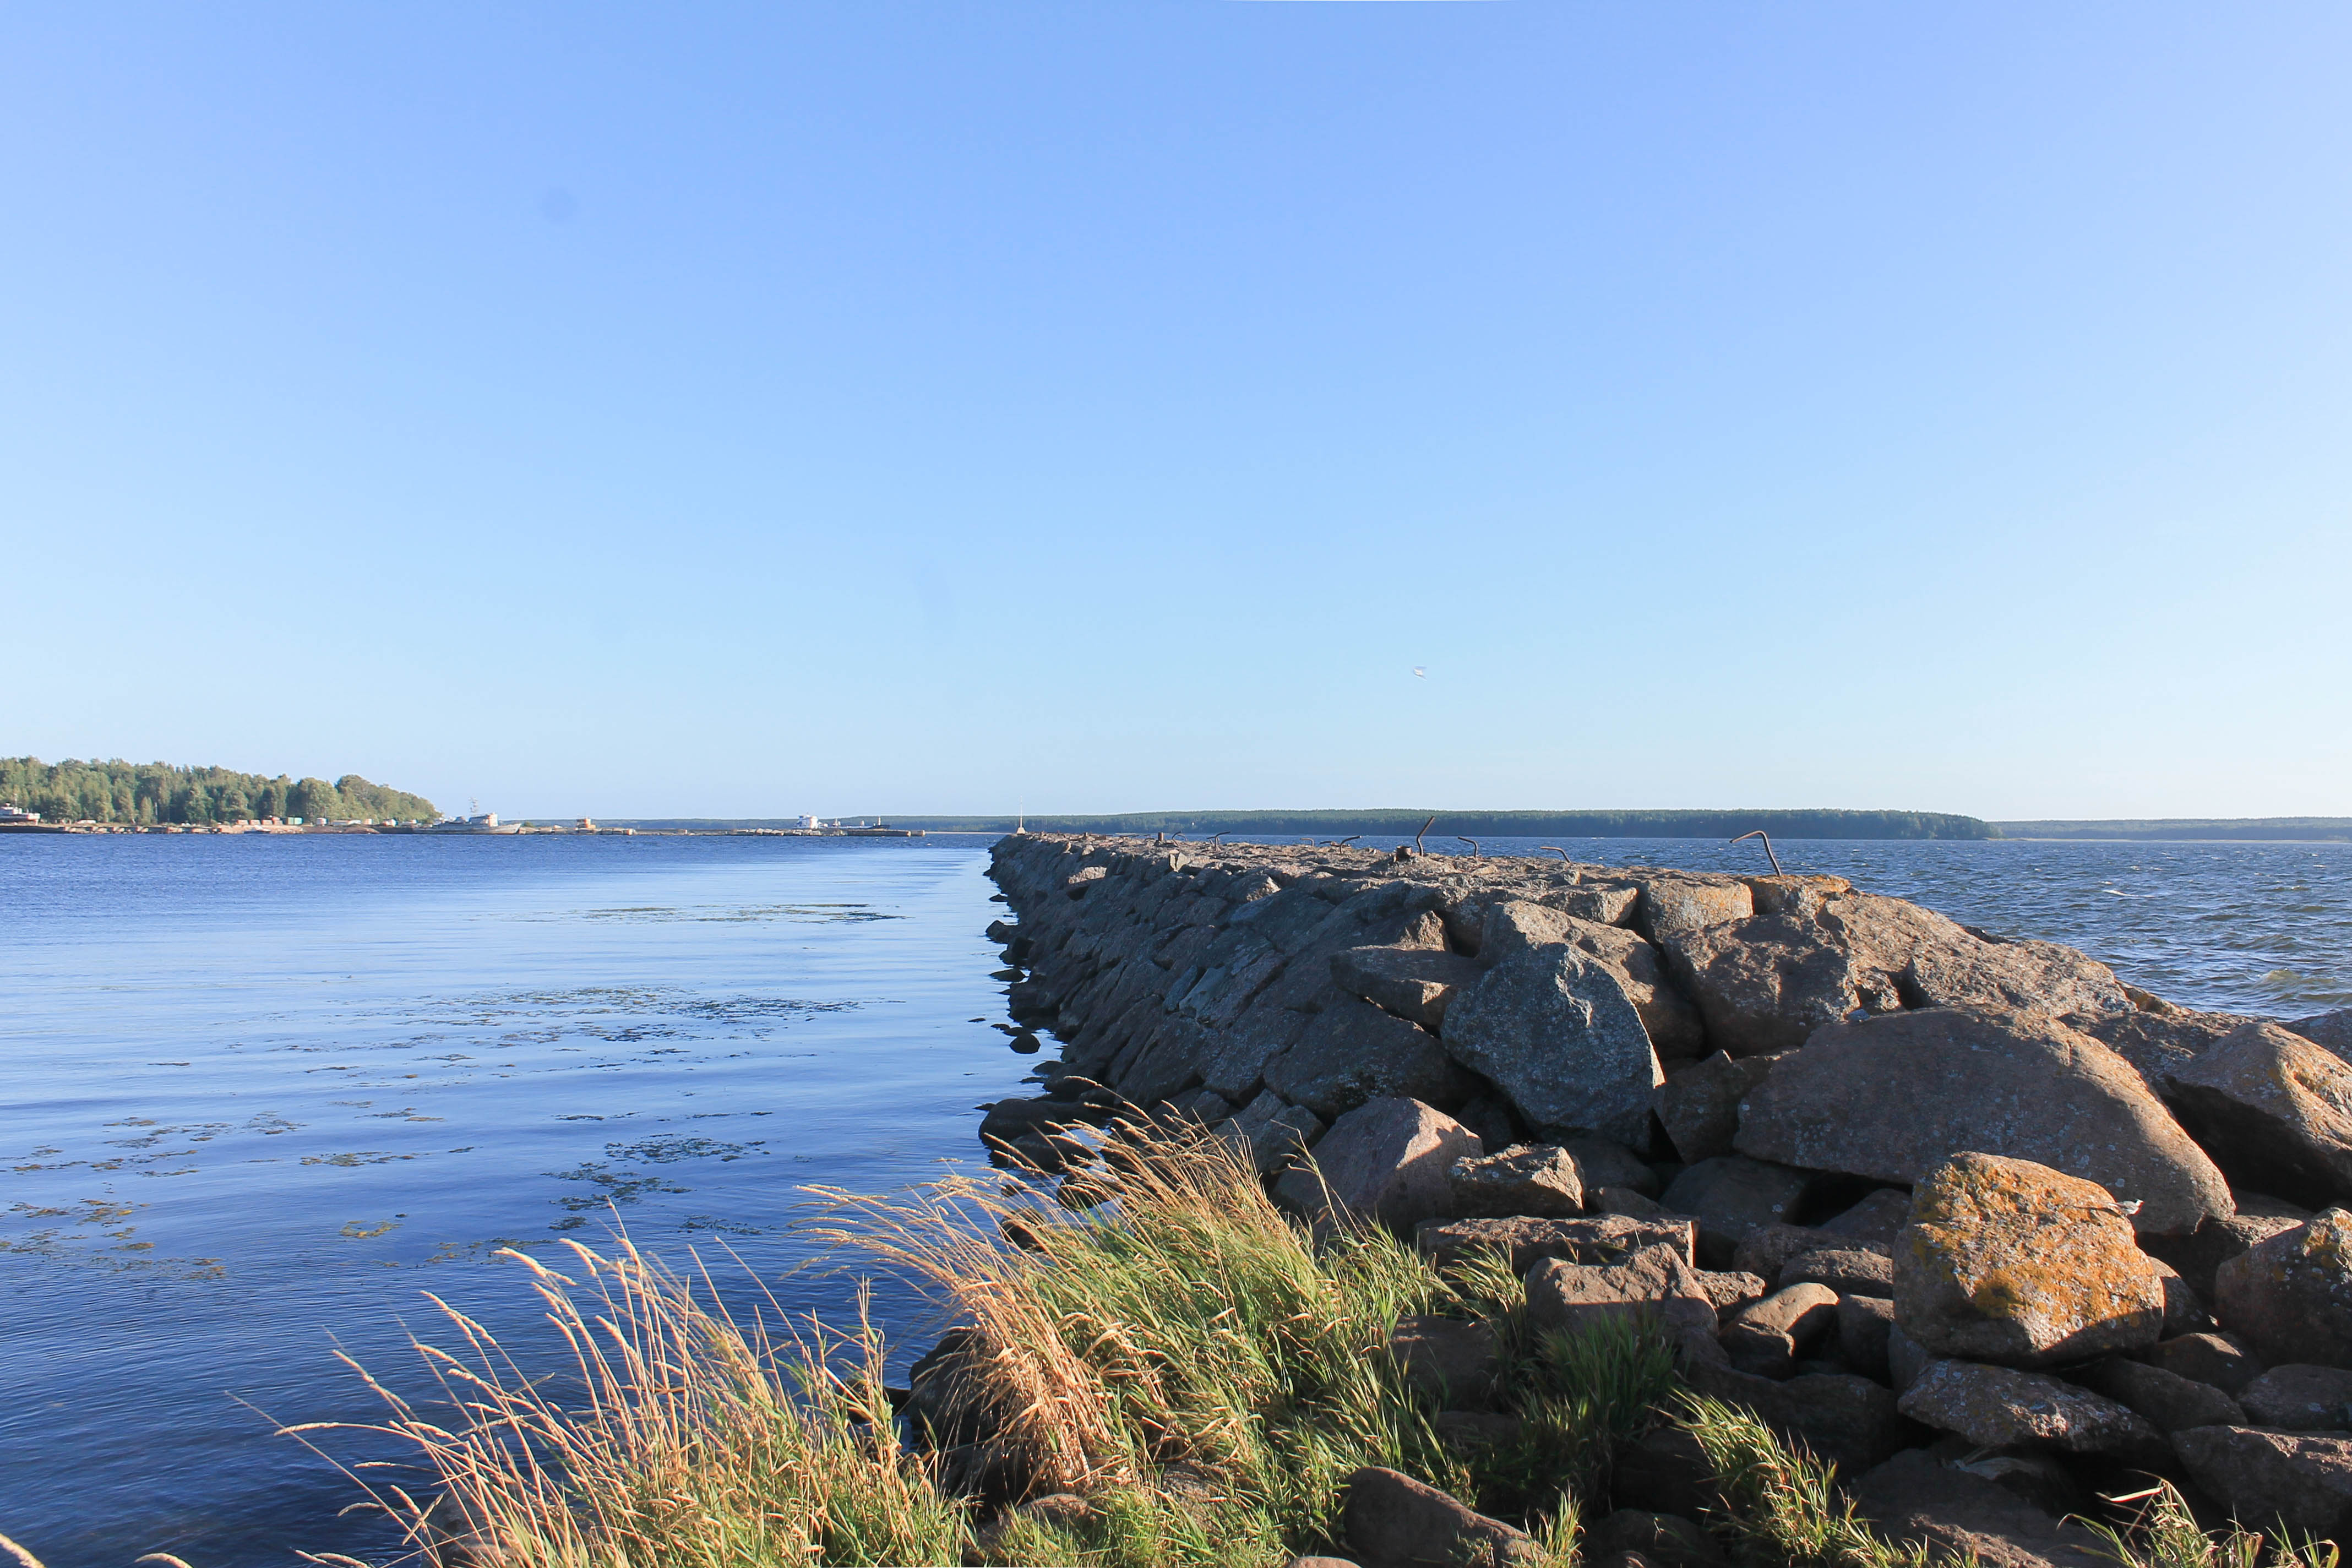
[1412,666,1427,678]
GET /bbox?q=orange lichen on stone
[1894,1151,2166,1368]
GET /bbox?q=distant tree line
[1994,818,2352,842]
[879,808,2000,841]
[0,757,438,826]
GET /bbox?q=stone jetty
[963,832,2352,1562]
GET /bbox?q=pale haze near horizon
[3,4,2346,823]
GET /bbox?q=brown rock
[1838,1294,1897,1381]
[2169,1426,2352,1539]
[2075,1357,2246,1433]
[2239,1364,2352,1432]
[1329,945,1483,1032]
[1780,1246,1894,1299]
[1609,1424,1725,1519]
[1654,1052,1778,1165]
[2141,1195,2309,1301]
[1388,1315,1501,1409]
[1662,1158,1822,1268]
[2068,1004,2262,1090]
[1694,1270,1768,1315]
[1524,1245,1713,1338]
[1565,1136,1663,1196]
[1721,1282,1840,1378]
[2213,1209,2352,1368]
[1732,1223,1856,1281]
[2165,1023,2352,1211]
[1415,1213,1695,1276]
[2148,1332,2264,1396]
[1735,1006,2230,1237]
[1848,1449,2111,1568]
[1341,1466,1544,1568]
[1897,1359,2163,1455]
[1633,874,1756,943]
[1894,1153,2166,1366]
[1272,1097,1479,1233]
[1447,1144,1585,1219]
[2291,1009,2352,1062]
[1593,1187,1669,1218]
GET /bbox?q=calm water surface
[1,832,2345,1564]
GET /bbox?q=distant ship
[431,812,521,835]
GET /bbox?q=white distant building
[799,814,820,829]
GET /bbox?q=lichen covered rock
[1894,1152,2166,1366]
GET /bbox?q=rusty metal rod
[1732,830,1784,876]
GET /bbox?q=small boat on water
[431,811,522,835]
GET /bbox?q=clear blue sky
[5,4,2346,821]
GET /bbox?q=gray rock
[1480,901,1705,1059]
[1898,1359,2163,1455]
[1820,1188,1914,1245]
[1264,996,1476,1120]
[1447,1144,1585,1219]
[1781,1246,1894,1298]
[2148,1332,2265,1396]
[2068,1004,2262,1090]
[1838,1294,1897,1381]
[1895,1152,2166,1367]
[1212,1090,1325,1175]
[2141,1195,2310,1302]
[1272,1097,1479,1234]
[1387,1315,1501,1409]
[1329,945,1483,1032]
[1654,1052,1779,1165]
[2075,1357,2246,1433]
[1735,1005,2229,1237]
[1731,1223,1859,1281]
[1848,1449,2111,1568]
[1341,1466,1543,1568]
[1414,1213,1696,1276]
[1662,893,2130,1059]
[2166,1022,2352,1211]
[1887,1324,1929,1391]
[1439,943,1664,1144]
[2214,1209,2352,1368]
[2170,1426,2352,1540]
[1663,1159,1821,1270]
[2239,1364,2352,1432]
[1632,874,1756,944]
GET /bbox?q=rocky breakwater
[973,832,2352,1565]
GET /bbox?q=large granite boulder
[2292,1009,2352,1062]
[2067,1003,2262,1091]
[1735,1006,2230,1236]
[1898,1359,2162,1455]
[2239,1364,2352,1431]
[1478,901,1705,1058]
[2164,1022,2352,1210]
[2170,1426,2352,1539]
[1720,1282,1840,1378]
[1661,893,2130,1058]
[1262,995,1476,1119]
[1439,941,1663,1144]
[1272,1097,1479,1233]
[1654,1052,1779,1164]
[1896,1153,2166,1366]
[1631,873,1755,944]
[2213,1209,2352,1368]
[1523,1245,1713,1338]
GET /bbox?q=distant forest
[1994,818,2352,842]
[0,757,438,825]
[880,808,1998,841]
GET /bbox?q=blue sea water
[0,831,2345,1565]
